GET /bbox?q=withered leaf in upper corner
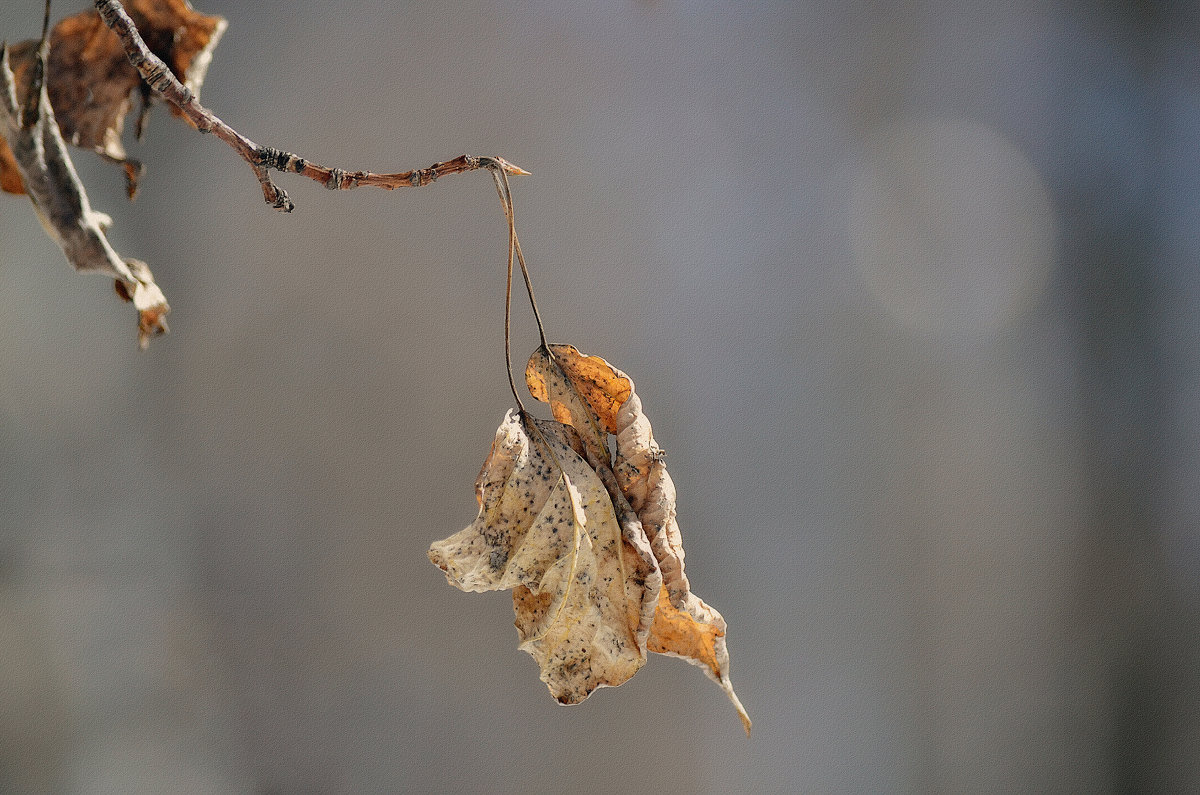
[0,0,226,198]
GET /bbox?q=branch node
[325,167,348,190]
[256,146,282,170]
[260,178,293,211]
[256,147,307,175]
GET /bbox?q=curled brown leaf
[0,37,168,348]
[0,0,226,198]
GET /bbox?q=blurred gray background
[2,0,1198,792]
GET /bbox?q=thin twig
[93,0,528,212]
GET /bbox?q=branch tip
[488,156,531,176]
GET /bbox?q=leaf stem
[498,168,548,351]
[493,167,525,413]
[487,163,552,410]
[491,166,550,409]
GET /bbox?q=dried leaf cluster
[0,0,225,346]
[0,0,225,198]
[2,1,525,345]
[431,344,750,734]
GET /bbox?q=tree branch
[93,0,529,212]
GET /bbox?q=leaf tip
[729,687,752,737]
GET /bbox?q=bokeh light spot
[850,117,1056,336]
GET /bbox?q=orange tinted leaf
[526,343,750,734]
[526,342,631,434]
[648,591,751,735]
[0,139,21,193]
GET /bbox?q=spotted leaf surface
[429,410,659,704]
[527,343,750,734]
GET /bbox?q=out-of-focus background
[1,0,1198,791]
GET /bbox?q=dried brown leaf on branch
[2,1,517,344]
[0,0,226,198]
[431,344,750,734]
[1,23,168,347]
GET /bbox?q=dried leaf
[0,0,226,197]
[430,410,660,704]
[430,343,748,732]
[0,38,168,347]
[527,343,751,734]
